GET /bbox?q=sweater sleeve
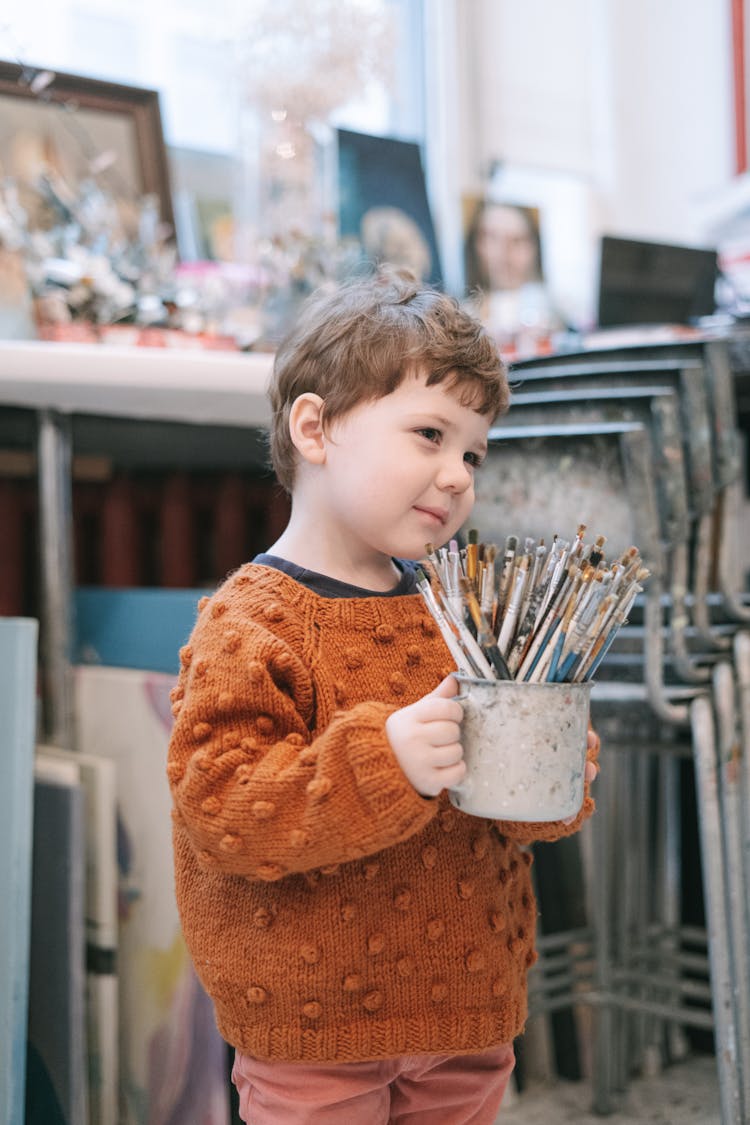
[492,725,601,845]
[167,598,437,880]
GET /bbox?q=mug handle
[450,683,471,803]
[449,774,472,801]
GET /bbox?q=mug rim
[454,673,593,693]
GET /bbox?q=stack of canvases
[1,461,289,1122]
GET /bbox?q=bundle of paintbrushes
[416,525,648,684]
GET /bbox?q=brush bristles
[419,526,646,683]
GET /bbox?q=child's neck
[267,514,401,594]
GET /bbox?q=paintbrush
[505,571,551,675]
[423,560,496,678]
[459,577,512,679]
[554,573,606,681]
[480,543,497,620]
[570,523,587,559]
[539,538,571,618]
[415,568,476,676]
[498,554,530,656]
[546,568,590,680]
[424,541,446,588]
[577,582,642,681]
[527,616,565,683]
[495,534,518,620]
[515,563,581,681]
[583,534,607,570]
[566,592,617,682]
[466,528,479,589]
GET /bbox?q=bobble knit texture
[168,564,598,1062]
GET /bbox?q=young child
[167,269,599,1124]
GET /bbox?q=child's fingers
[430,741,464,767]
[426,721,464,747]
[411,694,463,727]
[436,758,466,789]
[423,698,464,725]
[431,674,460,698]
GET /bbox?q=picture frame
[337,128,443,288]
[0,59,174,233]
[462,196,544,297]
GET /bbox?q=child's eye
[464,451,484,468]
[417,427,442,444]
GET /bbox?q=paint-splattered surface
[495,1054,720,1124]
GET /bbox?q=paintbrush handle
[451,614,496,680]
[497,559,529,654]
[417,579,475,677]
[481,640,512,680]
[505,580,548,675]
[527,623,560,683]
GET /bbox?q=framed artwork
[337,128,443,287]
[0,60,174,233]
[462,196,544,296]
[168,145,239,262]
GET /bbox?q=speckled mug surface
[450,677,592,821]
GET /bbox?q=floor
[494,1054,721,1124]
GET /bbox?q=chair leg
[659,753,690,1063]
[713,659,750,1115]
[591,757,616,1114]
[733,633,750,957]
[690,694,745,1123]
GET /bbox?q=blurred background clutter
[3,2,750,1124]
[0,0,745,350]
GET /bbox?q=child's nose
[436,456,473,493]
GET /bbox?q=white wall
[599,0,734,241]
[468,0,734,237]
[438,0,736,322]
[472,0,597,179]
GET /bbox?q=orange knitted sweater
[167,563,596,1062]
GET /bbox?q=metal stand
[509,338,749,1123]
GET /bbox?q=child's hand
[385,674,466,798]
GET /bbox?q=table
[0,340,274,746]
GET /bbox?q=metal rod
[713,660,750,1116]
[690,693,745,1123]
[591,751,616,1113]
[37,409,75,748]
[734,632,750,992]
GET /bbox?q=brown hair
[269,269,509,491]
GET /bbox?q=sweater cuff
[344,702,438,839]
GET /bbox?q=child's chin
[402,541,446,561]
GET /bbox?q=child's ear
[288,393,327,466]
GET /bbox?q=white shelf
[0,340,274,428]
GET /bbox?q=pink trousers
[231,1043,515,1124]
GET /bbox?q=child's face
[320,369,491,562]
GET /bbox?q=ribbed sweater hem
[218,1005,526,1062]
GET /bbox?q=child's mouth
[414,506,448,526]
